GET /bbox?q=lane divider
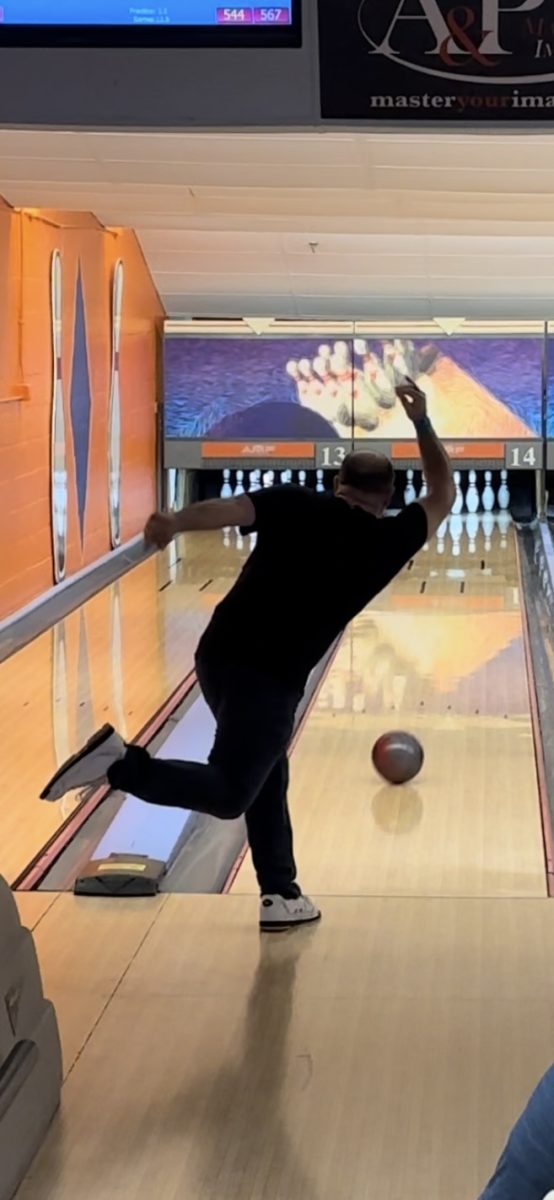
[515,527,554,898]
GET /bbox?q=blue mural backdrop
[164,335,542,442]
[547,334,554,439]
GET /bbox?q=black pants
[108,652,302,898]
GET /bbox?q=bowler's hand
[396,377,427,424]
[144,511,178,550]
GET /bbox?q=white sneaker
[40,724,126,802]
[260,894,321,931]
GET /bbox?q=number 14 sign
[507,442,543,470]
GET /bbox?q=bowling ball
[372,731,424,785]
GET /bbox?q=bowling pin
[234,469,245,497]
[298,358,324,400]
[313,353,341,406]
[333,340,351,368]
[392,339,411,381]
[50,249,68,584]
[286,360,310,403]
[247,470,259,538]
[220,469,233,499]
[466,470,479,515]
[354,339,395,408]
[108,258,124,549]
[419,475,428,501]
[316,469,325,493]
[404,469,416,506]
[299,470,307,487]
[221,467,233,539]
[482,511,495,552]
[166,465,177,508]
[482,471,495,513]
[174,468,187,511]
[498,470,510,511]
[449,513,463,558]
[466,511,479,553]
[382,341,398,387]
[452,471,464,516]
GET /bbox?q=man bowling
[41,382,454,930]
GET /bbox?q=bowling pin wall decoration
[50,250,68,584]
[108,259,124,549]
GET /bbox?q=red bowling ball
[372,731,424,785]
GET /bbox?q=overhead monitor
[164,334,542,444]
[0,0,300,45]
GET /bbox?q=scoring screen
[0,0,291,24]
[164,335,541,442]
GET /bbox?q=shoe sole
[260,911,322,933]
[40,723,116,800]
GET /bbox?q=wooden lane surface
[16,890,168,1079]
[234,522,546,898]
[1,531,243,884]
[15,891,58,929]
[14,892,554,1200]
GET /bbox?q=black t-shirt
[200,487,428,688]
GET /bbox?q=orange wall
[0,205,164,621]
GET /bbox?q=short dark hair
[338,452,395,495]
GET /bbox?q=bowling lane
[234,517,546,899]
[1,530,245,885]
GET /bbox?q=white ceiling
[2,127,554,319]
